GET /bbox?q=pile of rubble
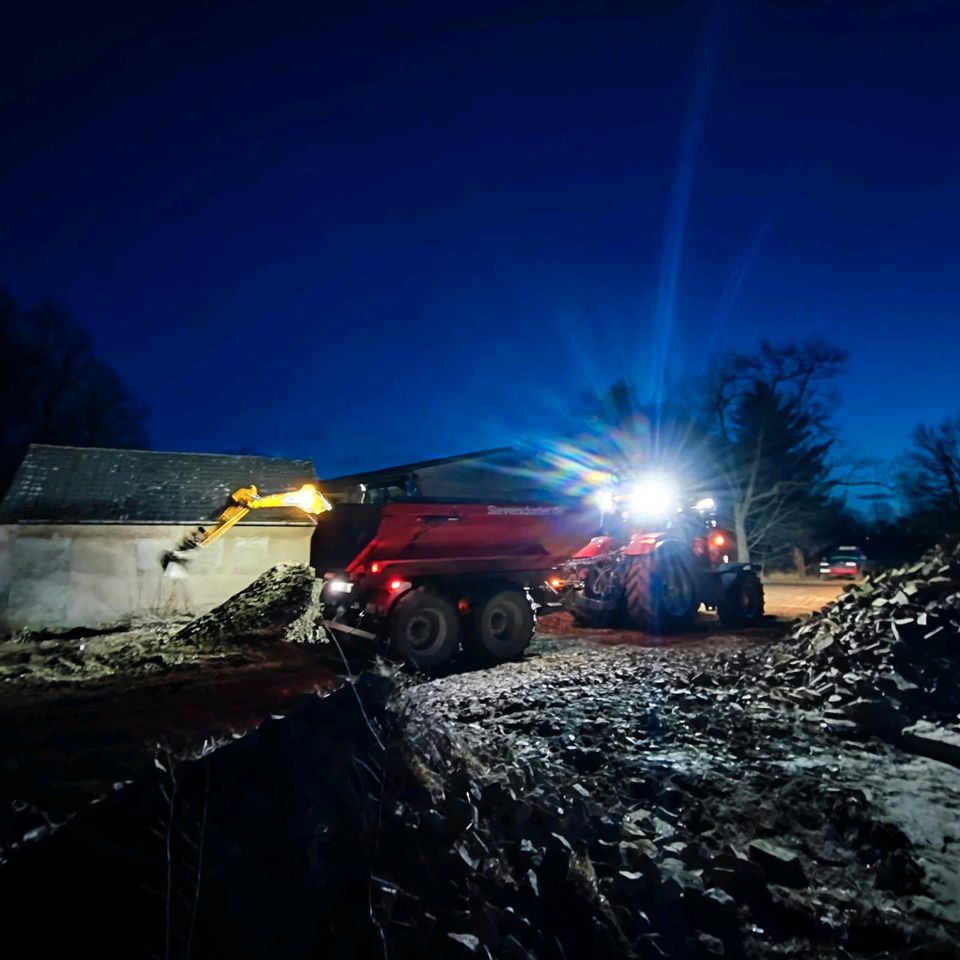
[172,562,323,647]
[759,539,960,755]
[366,631,960,960]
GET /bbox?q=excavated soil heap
[173,562,323,647]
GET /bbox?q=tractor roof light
[694,497,716,513]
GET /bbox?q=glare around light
[283,483,332,515]
[628,474,676,516]
[594,489,616,513]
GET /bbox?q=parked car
[819,546,876,580]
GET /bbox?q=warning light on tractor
[370,562,381,574]
[711,532,726,547]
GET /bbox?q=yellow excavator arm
[163,484,332,571]
[186,483,332,549]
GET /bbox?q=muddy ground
[1,572,958,959]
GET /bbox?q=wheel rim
[485,602,518,646]
[660,558,693,617]
[405,610,445,652]
[488,608,509,640]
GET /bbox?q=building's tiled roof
[0,445,319,524]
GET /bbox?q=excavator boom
[163,483,332,568]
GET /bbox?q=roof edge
[24,443,315,465]
[322,446,515,485]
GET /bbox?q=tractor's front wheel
[624,544,697,634]
[389,588,460,670]
[717,570,765,627]
[465,587,535,661]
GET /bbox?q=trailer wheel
[717,570,764,628]
[465,587,535,661]
[389,588,460,670]
[624,543,697,634]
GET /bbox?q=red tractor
[560,478,764,633]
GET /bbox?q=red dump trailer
[310,501,597,669]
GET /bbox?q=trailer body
[311,500,597,668]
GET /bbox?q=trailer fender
[375,578,414,614]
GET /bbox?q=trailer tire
[717,570,764,628]
[389,588,460,670]
[624,543,697,634]
[465,587,535,661]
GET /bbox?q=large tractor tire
[717,569,765,628]
[389,588,460,670]
[465,586,535,661]
[624,543,697,634]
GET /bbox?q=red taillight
[370,562,381,574]
[389,579,404,592]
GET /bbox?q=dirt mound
[173,563,322,647]
[0,565,325,687]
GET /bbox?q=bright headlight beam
[628,474,676,516]
[594,490,616,513]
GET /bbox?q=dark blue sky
[2,0,959,479]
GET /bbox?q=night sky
[2,1,959,480]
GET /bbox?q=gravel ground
[373,626,960,959]
[1,563,956,959]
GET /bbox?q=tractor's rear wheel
[465,587,535,661]
[717,570,764,628]
[624,544,697,634]
[389,588,460,670]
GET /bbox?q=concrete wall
[0,523,314,631]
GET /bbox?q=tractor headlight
[326,579,353,595]
[694,497,715,513]
[628,474,676,517]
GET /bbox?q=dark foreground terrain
[1,556,958,959]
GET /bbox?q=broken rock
[748,839,807,889]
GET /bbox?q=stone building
[0,445,318,631]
